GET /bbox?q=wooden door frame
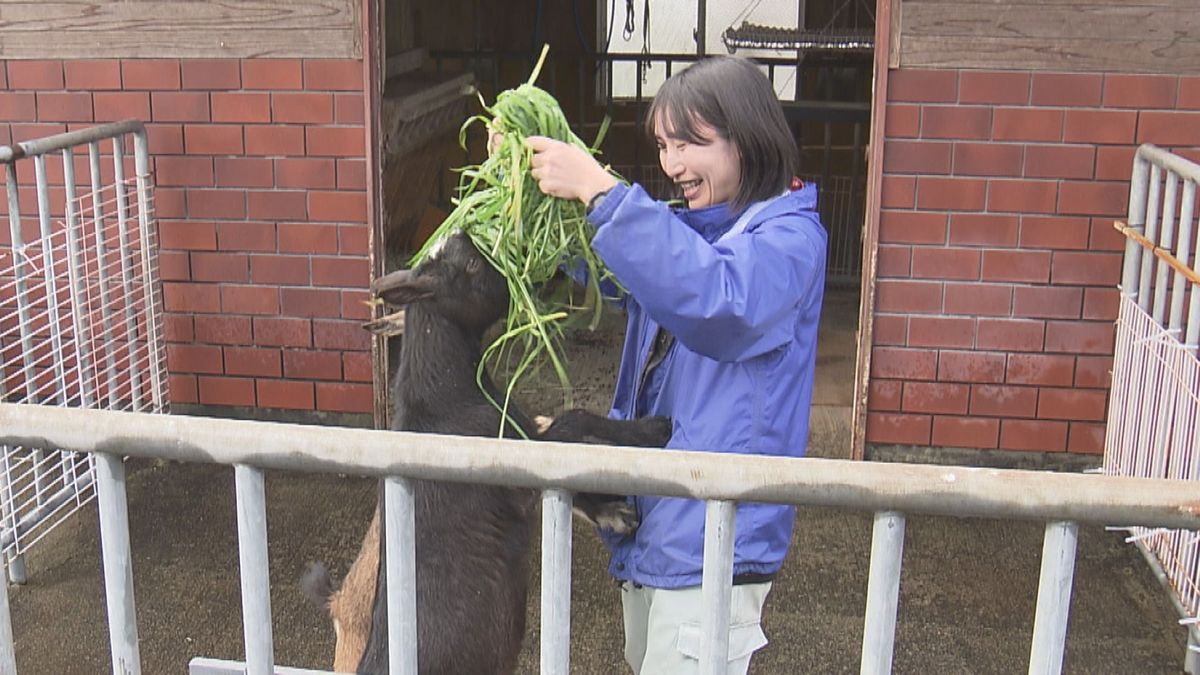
[364,0,388,429]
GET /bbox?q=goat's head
[372,231,509,335]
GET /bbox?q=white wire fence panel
[1,152,167,558]
[1104,295,1200,623]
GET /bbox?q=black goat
[304,232,669,674]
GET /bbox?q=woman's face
[654,114,741,209]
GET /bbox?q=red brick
[881,176,916,209]
[303,60,363,91]
[315,382,373,414]
[1137,111,1200,147]
[185,124,245,155]
[869,380,903,411]
[188,189,246,219]
[94,92,151,123]
[220,346,279,378]
[9,122,66,142]
[341,290,373,320]
[932,416,1000,449]
[306,127,365,157]
[198,376,256,406]
[1103,74,1177,109]
[888,70,957,104]
[281,288,342,318]
[938,350,1005,383]
[1082,288,1118,321]
[339,225,369,255]
[987,179,1058,214]
[1019,216,1090,250]
[866,413,932,445]
[151,92,210,123]
[273,92,335,124]
[921,106,991,140]
[258,379,315,410]
[948,214,1018,247]
[163,314,195,342]
[146,124,185,154]
[312,257,369,288]
[0,93,37,121]
[916,177,987,211]
[959,71,1030,106]
[163,282,220,313]
[1044,321,1114,355]
[211,93,270,124]
[160,220,217,250]
[1049,251,1121,286]
[1006,353,1075,387]
[1063,110,1137,145]
[36,93,93,122]
[879,210,947,245]
[952,142,1022,177]
[877,245,911,277]
[1031,73,1102,107]
[64,61,121,90]
[343,351,373,382]
[981,250,1051,283]
[1058,181,1127,218]
[216,157,274,188]
[885,105,921,138]
[314,320,370,350]
[181,60,241,90]
[283,350,342,380]
[251,255,311,285]
[190,252,249,282]
[873,315,908,345]
[884,140,951,174]
[876,279,942,314]
[222,284,280,315]
[248,190,307,220]
[1023,145,1095,180]
[155,156,214,187]
[1038,388,1107,421]
[1088,218,1126,252]
[1181,77,1200,110]
[1000,419,1068,452]
[992,108,1063,142]
[871,346,938,380]
[170,374,199,404]
[969,384,1037,418]
[908,316,975,349]
[943,282,1012,316]
[217,222,276,252]
[242,60,304,90]
[911,247,980,281]
[1074,356,1112,388]
[0,64,6,90]
[279,223,339,254]
[275,158,337,189]
[245,126,305,156]
[334,93,365,125]
[194,316,253,345]
[122,60,181,90]
[1095,147,1137,181]
[903,381,969,414]
[253,317,312,348]
[1012,286,1082,320]
[1067,422,1105,455]
[336,159,367,190]
[976,318,1045,352]
[8,60,64,89]
[310,191,368,223]
[167,344,223,374]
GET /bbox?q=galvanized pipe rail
[2,403,1199,675]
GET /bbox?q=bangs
[645,79,725,146]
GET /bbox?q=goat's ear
[372,269,436,306]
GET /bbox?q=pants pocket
[675,621,768,662]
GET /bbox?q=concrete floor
[5,287,1192,673]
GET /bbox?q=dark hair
[644,55,798,212]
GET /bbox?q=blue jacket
[587,181,826,589]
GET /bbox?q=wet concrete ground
[6,289,1192,673]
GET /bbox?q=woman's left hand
[527,136,618,205]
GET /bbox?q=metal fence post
[861,510,906,675]
[700,500,736,674]
[234,465,273,675]
[96,452,141,674]
[1029,520,1079,675]
[0,562,16,674]
[541,489,572,675]
[384,476,418,675]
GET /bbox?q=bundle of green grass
[409,47,621,433]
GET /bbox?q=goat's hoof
[592,501,639,536]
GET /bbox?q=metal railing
[0,403,1198,674]
[0,120,167,600]
[1106,143,1200,669]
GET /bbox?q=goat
[303,231,670,674]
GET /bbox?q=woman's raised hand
[526,136,618,206]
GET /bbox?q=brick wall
[0,58,374,417]
[868,69,1200,455]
